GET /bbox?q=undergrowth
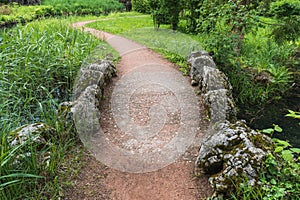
[230,114,300,200]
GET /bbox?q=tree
[184,0,201,33]
[150,0,182,30]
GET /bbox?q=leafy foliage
[179,0,297,115]
[131,0,151,13]
[231,113,300,199]
[132,0,183,30]
[41,0,124,16]
[270,0,300,44]
[0,4,55,27]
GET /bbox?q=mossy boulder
[195,120,274,196]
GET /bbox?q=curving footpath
[71,21,212,199]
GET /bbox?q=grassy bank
[0,18,117,199]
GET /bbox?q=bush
[131,0,151,13]
[0,4,55,27]
[232,119,300,199]
[270,0,300,43]
[42,0,124,15]
[0,0,41,5]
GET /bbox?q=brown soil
[65,20,213,200]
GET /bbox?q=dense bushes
[132,0,183,30]
[131,0,151,13]
[0,0,41,5]
[0,0,124,27]
[0,0,125,28]
[42,0,124,16]
[270,0,300,43]
[177,0,299,114]
[0,4,55,27]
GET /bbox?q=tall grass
[0,18,116,199]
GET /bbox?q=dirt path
[67,21,212,199]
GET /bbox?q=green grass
[86,13,154,34]
[0,18,117,199]
[122,28,202,58]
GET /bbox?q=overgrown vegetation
[0,0,124,28]
[182,1,299,114]
[0,18,116,199]
[0,4,54,27]
[41,0,124,16]
[230,113,300,200]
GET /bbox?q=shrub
[270,0,300,43]
[42,0,124,16]
[131,0,151,13]
[0,4,12,15]
[0,4,55,27]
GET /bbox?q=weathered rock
[204,89,236,123]
[72,84,102,143]
[187,50,210,62]
[188,51,216,86]
[69,59,117,144]
[73,69,104,100]
[200,66,232,93]
[92,60,117,81]
[188,51,236,123]
[188,51,274,197]
[195,120,273,195]
[8,123,55,147]
[73,60,116,100]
